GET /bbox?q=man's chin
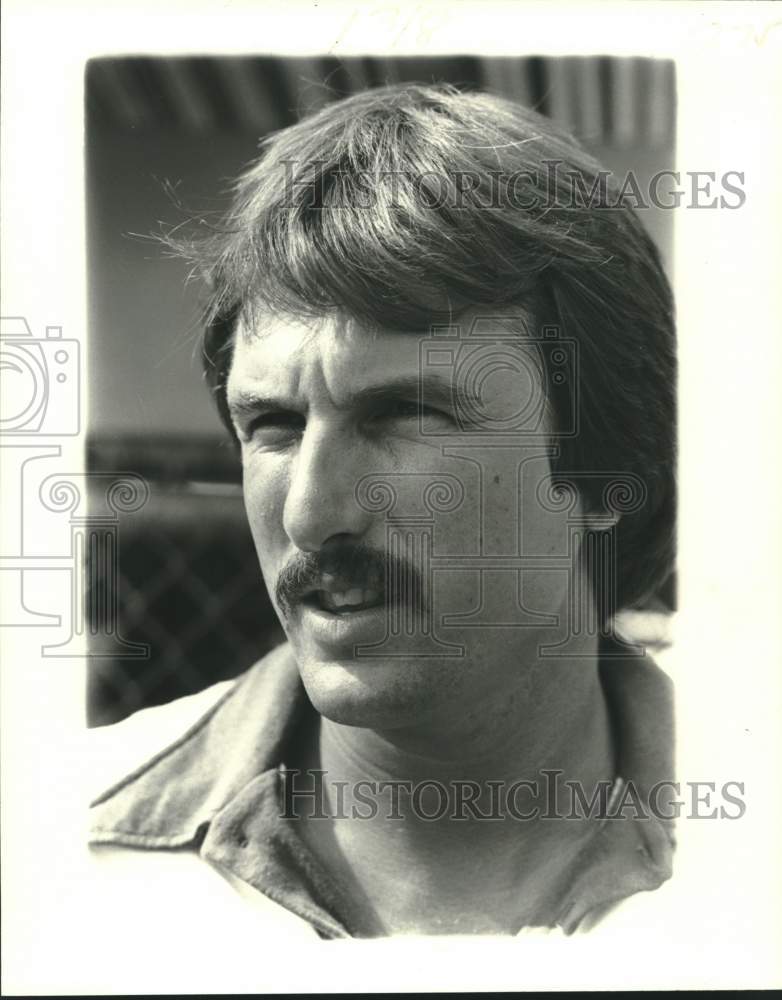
[291,642,460,730]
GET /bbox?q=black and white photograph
[2,1,780,993]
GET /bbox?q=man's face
[227,309,583,731]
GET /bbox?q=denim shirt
[88,640,675,938]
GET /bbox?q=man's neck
[292,638,616,935]
[321,661,611,785]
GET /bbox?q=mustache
[274,542,425,619]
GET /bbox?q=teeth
[320,588,381,611]
[334,589,364,606]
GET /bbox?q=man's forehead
[228,306,541,400]
[234,305,531,347]
[236,308,362,341]
[230,310,420,377]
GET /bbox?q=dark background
[86,55,676,726]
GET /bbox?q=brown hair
[167,83,676,617]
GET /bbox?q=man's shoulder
[88,677,239,796]
[88,641,302,846]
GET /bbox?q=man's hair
[169,82,676,618]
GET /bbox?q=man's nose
[282,423,374,552]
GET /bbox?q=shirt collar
[89,639,675,937]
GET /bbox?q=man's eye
[373,401,453,425]
[383,401,422,419]
[245,411,305,444]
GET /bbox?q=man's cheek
[242,484,287,584]
[243,462,288,532]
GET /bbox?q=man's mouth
[300,574,385,615]
[306,587,384,615]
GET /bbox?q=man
[89,83,677,941]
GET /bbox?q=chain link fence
[86,436,285,726]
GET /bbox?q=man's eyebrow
[226,388,294,419]
[349,375,480,411]
[227,375,481,418]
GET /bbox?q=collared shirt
[88,635,676,939]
